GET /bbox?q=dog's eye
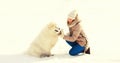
[55,30,58,32]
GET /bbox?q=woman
[61,10,90,56]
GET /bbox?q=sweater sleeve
[63,25,82,42]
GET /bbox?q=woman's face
[67,18,74,25]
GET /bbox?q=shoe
[85,47,90,54]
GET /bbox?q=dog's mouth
[58,31,62,35]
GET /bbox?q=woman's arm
[63,25,82,42]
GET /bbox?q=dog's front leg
[40,52,53,58]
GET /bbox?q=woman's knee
[69,51,78,56]
[69,45,85,56]
[69,49,79,56]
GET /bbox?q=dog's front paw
[40,53,54,58]
[40,54,50,58]
[59,29,64,38]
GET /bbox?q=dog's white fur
[26,22,62,57]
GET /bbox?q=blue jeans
[66,40,85,56]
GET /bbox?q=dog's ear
[48,22,56,29]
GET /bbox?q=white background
[0,0,120,63]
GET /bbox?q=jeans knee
[69,51,78,56]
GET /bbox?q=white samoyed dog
[26,22,63,58]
